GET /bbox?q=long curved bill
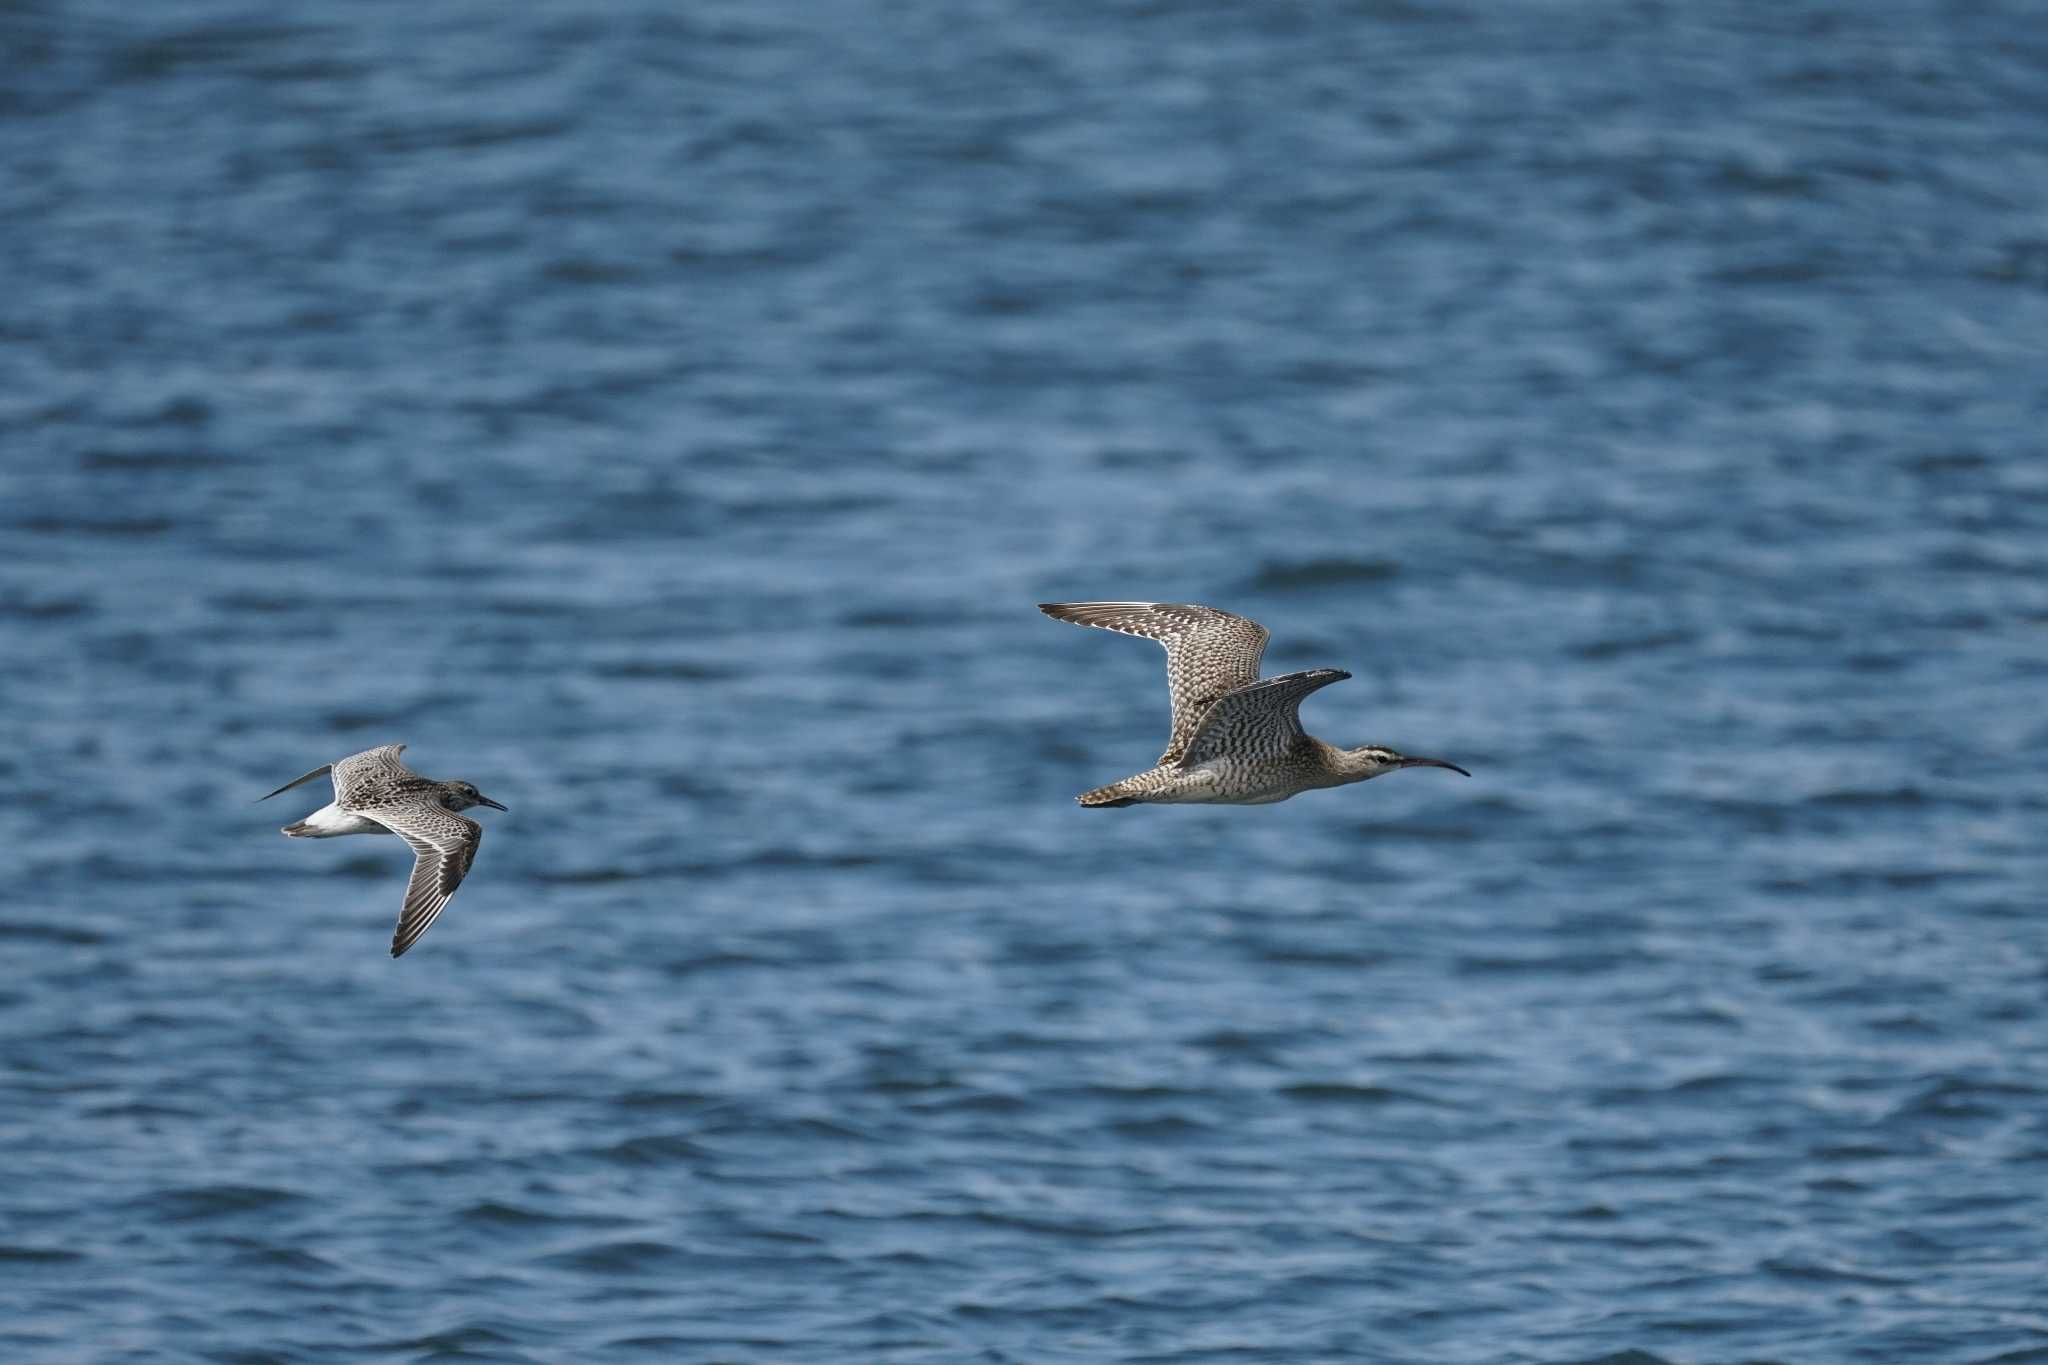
[1397,756,1470,777]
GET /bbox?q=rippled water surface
[5,1,2048,1361]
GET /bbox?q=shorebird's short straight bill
[262,743,505,957]
[1039,601,1469,807]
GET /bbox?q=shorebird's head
[441,780,508,813]
[1344,745,1471,781]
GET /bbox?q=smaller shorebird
[1041,601,1469,807]
[261,744,506,957]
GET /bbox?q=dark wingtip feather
[257,763,334,803]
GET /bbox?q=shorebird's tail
[281,820,316,837]
[1077,779,1144,808]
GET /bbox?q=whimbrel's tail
[1077,766,1174,808]
[281,820,316,837]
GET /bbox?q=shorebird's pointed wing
[358,799,482,958]
[258,764,334,803]
[332,744,416,806]
[1178,668,1351,767]
[1039,602,1270,765]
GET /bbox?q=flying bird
[261,744,505,957]
[1039,601,1469,807]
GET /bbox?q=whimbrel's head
[439,780,508,813]
[1344,746,1470,781]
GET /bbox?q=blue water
[4,1,2048,1360]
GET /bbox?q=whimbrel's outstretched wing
[332,744,422,808]
[357,798,483,958]
[1179,668,1351,766]
[1039,602,1270,764]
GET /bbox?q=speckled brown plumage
[1041,601,1470,807]
[261,743,506,957]
[1037,602,1270,765]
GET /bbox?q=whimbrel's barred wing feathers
[1038,602,1270,765]
[331,744,418,807]
[1179,668,1351,767]
[360,800,482,958]
[258,763,333,803]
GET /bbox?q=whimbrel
[261,744,506,957]
[1040,601,1469,807]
